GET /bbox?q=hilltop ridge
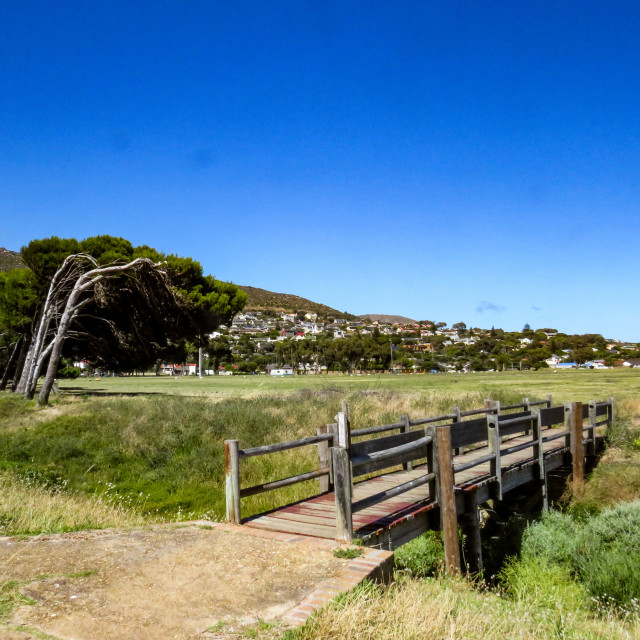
[237,285,356,320]
[0,248,24,271]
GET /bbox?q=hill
[238,285,356,319]
[359,313,417,325]
[0,248,24,271]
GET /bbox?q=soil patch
[0,524,347,639]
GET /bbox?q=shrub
[520,501,640,613]
[394,531,444,578]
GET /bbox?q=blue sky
[1,2,639,339]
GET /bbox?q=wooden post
[400,413,412,470]
[608,396,615,426]
[336,411,350,451]
[462,490,483,575]
[332,445,353,543]
[225,439,241,524]
[317,424,333,493]
[546,394,553,408]
[487,413,502,500]
[451,406,461,455]
[570,401,585,497]
[523,397,531,434]
[563,402,573,450]
[426,425,437,503]
[435,426,461,575]
[485,399,501,415]
[532,407,548,511]
[588,400,597,458]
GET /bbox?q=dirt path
[0,523,380,640]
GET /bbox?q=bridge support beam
[435,426,461,576]
[462,490,483,575]
[569,401,585,498]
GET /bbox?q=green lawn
[59,368,640,403]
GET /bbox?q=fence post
[426,426,438,503]
[336,410,350,451]
[435,425,460,575]
[546,394,553,408]
[563,402,573,450]
[485,399,501,415]
[451,406,461,456]
[332,445,353,543]
[523,397,531,434]
[532,407,548,511]
[487,413,502,500]
[608,396,615,426]
[317,424,333,493]
[588,400,597,458]
[225,439,241,524]
[570,401,585,496]
[400,413,412,470]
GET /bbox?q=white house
[269,366,294,376]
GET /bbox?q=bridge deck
[243,425,573,542]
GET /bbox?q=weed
[333,547,365,560]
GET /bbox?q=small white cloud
[477,301,505,313]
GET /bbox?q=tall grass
[0,388,531,530]
[0,474,143,535]
[284,578,639,640]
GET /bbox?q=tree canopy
[0,235,246,402]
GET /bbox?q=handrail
[410,413,457,426]
[239,433,333,457]
[351,421,404,437]
[351,434,432,468]
[240,467,330,498]
[225,394,612,545]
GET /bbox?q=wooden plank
[450,417,488,449]
[499,413,534,437]
[352,472,434,513]
[240,467,330,497]
[540,405,564,427]
[352,438,430,477]
[246,515,336,538]
[351,429,423,458]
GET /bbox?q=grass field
[58,368,640,402]
[3,369,640,638]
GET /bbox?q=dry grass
[288,578,639,640]
[0,474,144,536]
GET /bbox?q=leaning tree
[5,235,246,404]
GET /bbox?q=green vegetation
[394,531,444,578]
[1,371,639,638]
[333,547,365,560]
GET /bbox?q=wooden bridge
[225,395,614,573]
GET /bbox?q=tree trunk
[0,336,22,391]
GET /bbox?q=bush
[394,531,444,577]
[519,501,640,613]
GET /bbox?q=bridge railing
[224,427,335,524]
[225,395,614,543]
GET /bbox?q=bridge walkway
[243,424,571,543]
